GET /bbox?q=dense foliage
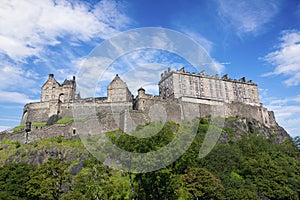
[0,118,299,199]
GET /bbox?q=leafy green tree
[239,153,299,199]
[26,158,70,200]
[0,163,35,200]
[226,188,259,200]
[179,167,225,200]
[64,158,131,199]
[134,168,174,199]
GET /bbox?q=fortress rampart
[3,67,281,143]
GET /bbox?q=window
[45,95,49,100]
[46,87,49,93]
[52,87,56,92]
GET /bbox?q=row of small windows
[45,86,56,93]
[44,93,69,101]
[162,74,259,103]
[45,95,55,100]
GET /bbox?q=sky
[0,0,299,138]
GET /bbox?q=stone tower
[107,74,133,102]
[41,74,76,103]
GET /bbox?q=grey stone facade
[16,68,282,142]
[159,67,259,106]
[41,74,76,103]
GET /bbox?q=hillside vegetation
[0,117,299,199]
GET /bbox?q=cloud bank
[263,30,300,86]
[217,0,279,35]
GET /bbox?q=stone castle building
[41,74,76,103]
[107,74,133,102]
[19,67,278,139]
[159,67,259,106]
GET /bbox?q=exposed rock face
[2,117,290,167]
[222,117,289,143]
[4,144,91,175]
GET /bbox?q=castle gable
[107,74,132,102]
[107,74,127,89]
[41,74,76,103]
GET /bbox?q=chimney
[138,87,145,96]
[49,74,54,78]
[240,77,246,82]
[222,74,228,80]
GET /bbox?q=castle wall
[13,94,279,144]
[21,102,50,123]
[17,68,279,143]
[3,122,77,144]
[225,102,276,127]
[159,68,260,106]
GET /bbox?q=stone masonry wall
[14,92,280,143]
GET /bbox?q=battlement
[159,67,260,106]
[16,67,280,143]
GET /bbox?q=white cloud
[0,0,130,62]
[217,0,279,35]
[0,118,19,123]
[261,94,300,138]
[0,91,38,104]
[0,63,39,91]
[0,0,131,105]
[178,28,225,74]
[263,30,300,86]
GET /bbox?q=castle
[17,66,277,138]
[159,67,259,105]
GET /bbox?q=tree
[134,168,174,199]
[179,167,225,200]
[0,163,35,200]
[26,158,70,200]
[64,158,132,199]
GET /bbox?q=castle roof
[41,74,60,88]
[41,74,75,88]
[62,77,75,86]
[107,74,128,90]
[138,87,145,92]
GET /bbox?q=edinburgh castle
[1,67,288,143]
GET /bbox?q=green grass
[0,139,27,165]
[226,117,238,122]
[12,124,26,132]
[1,138,21,147]
[34,136,84,148]
[13,118,86,132]
[0,137,86,166]
[55,118,86,124]
[13,122,46,132]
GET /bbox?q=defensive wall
[1,68,280,143]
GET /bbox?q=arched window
[59,93,64,102]
[22,110,28,124]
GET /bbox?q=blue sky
[0,0,299,137]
